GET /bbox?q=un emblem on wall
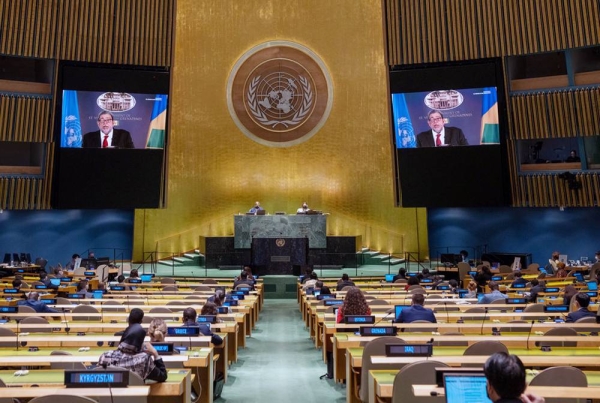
[227,41,333,147]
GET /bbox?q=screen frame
[388,58,510,208]
[52,61,171,209]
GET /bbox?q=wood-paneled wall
[0,0,175,210]
[0,0,174,65]
[384,0,600,208]
[384,0,600,64]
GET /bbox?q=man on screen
[416,110,469,148]
[83,111,135,148]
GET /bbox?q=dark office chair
[2,253,10,264]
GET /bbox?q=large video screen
[52,62,170,209]
[389,59,510,207]
[392,87,499,148]
[60,90,167,149]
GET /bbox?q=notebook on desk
[444,374,492,403]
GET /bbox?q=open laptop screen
[444,374,492,403]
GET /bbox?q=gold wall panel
[133,0,429,261]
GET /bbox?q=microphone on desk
[374,309,394,327]
[15,319,20,351]
[62,308,71,334]
[443,302,450,323]
[526,320,535,350]
[480,307,488,336]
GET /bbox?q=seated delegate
[181,307,223,346]
[394,293,436,323]
[566,292,596,322]
[98,308,167,382]
[478,281,505,304]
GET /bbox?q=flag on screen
[391,93,416,148]
[146,95,168,148]
[61,90,82,148]
[480,87,499,144]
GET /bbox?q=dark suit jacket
[336,280,355,291]
[395,304,437,323]
[82,128,135,148]
[416,126,469,148]
[566,308,596,323]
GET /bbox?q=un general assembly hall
[0,1,600,402]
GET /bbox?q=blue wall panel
[0,210,133,268]
[428,207,600,265]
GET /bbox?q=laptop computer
[444,373,492,403]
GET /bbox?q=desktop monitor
[511,283,526,288]
[141,274,153,282]
[385,274,395,282]
[457,289,468,298]
[588,281,598,291]
[491,275,502,281]
[421,278,433,283]
[574,272,584,282]
[477,294,485,303]
[395,305,408,319]
[444,374,492,403]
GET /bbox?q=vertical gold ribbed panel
[0,95,52,142]
[385,0,600,64]
[509,89,599,140]
[0,177,46,210]
[512,173,600,208]
[0,0,174,65]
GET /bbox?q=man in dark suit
[336,273,356,291]
[395,293,436,323]
[416,110,469,148]
[566,292,596,322]
[83,111,135,148]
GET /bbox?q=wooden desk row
[0,369,192,403]
[349,348,600,403]
[373,370,600,403]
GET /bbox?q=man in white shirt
[296,202,309,214]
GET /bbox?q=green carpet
[215,299,344,402]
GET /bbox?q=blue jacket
[17,299,58,313]
[395,305,437,323]
[566,308,596,323]
[479,290,505,304]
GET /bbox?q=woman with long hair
[336,287,370,323]
[147,318,167,342]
